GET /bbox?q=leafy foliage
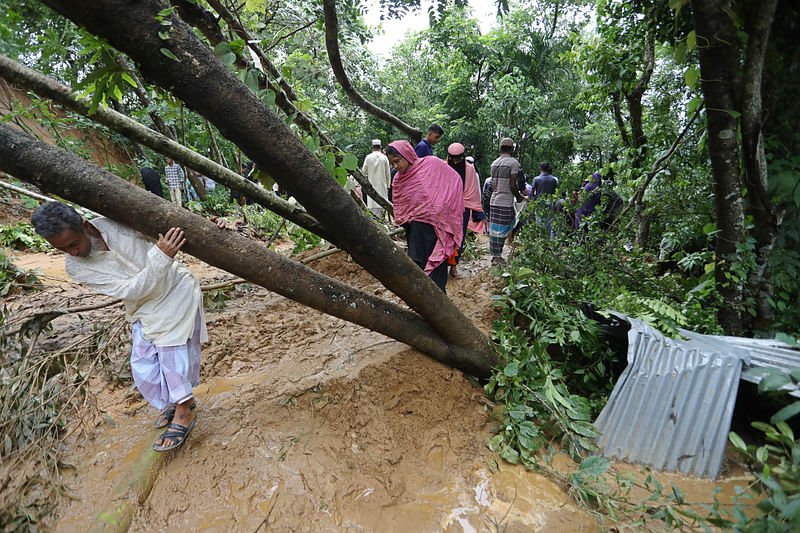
[0,223,50,252]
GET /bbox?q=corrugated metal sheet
[678,332,800,397]
[594,315,750,479]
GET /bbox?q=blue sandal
[153,419,196,452]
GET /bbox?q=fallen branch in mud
[0,310,128,530]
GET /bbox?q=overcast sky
[363,0,497,60]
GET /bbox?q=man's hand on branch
[157,227,186,258]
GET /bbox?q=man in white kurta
[361,139,392,220]
[31,201,206,452]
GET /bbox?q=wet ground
[5,237,755,532]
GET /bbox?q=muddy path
[5,237,754,532]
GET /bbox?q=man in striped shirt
[164,157,184,207]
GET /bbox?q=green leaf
[578,455,610,477]
[160,48,180,62]
[221,52,236,66]
[120,73,137,88]
[759,373,792,393]
[771,401,800,424]
[244,69,259,92]
[341,153,358,171]
[684,68,699,89]
[755,445,768,463]
[333,167,348,186]
[729,431,747,451]
[504,362,519,377]
[686,30,696,50]
[687,95,702,115]
[500,445,519,464]
[319,152,336,174]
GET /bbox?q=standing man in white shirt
[31,201,206,452]
[361,139,392,221]
[164,157,184,207]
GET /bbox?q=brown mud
[5,234,755,532]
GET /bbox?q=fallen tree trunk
[36,0,494,369]
[0,123,493,377]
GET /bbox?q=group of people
[140,157,216,207]
[360,125,540,289]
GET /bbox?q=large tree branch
[177,0,394,216]
[0,54,336,244]
[322,0,423,143]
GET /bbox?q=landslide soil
[4,206,754,532]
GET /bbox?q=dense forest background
[2,0,800,529]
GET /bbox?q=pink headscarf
[388,140,464,273]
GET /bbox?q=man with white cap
[361,138,392,221]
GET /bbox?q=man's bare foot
[449,265,460,278]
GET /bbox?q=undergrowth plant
[0,306,129,532]
[0,223,50,252]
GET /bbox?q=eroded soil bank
[6,239,753,532]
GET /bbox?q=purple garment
[415,139,434,158]
[130,309,203,410]
[575,173,602,228]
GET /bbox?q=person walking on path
[361,139,392,221]
[386,140,464,292]
[164,157,184,207]
[415,124,444,158]
[488,138,524,265]
[446,143,483,278]
[31,201,207,452]
[465,155,486,235]
[531,162,559,239]
[140,166,164,198]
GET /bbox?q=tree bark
[0,123,493,377]
[178,0,394,217]
[692,0,746,335]
[0,53,337,245]
[740,0,780,331]
[321,0,423,143]
[34,0,495,369]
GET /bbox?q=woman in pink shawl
[446,142,483,278]
[386,140,464,292]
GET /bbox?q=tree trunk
[179,0,394,216]
[740,0,780,332]
[0,53,337,245]
[0,123,494,377]
[692,0,746,335]
[34,0,495,368]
